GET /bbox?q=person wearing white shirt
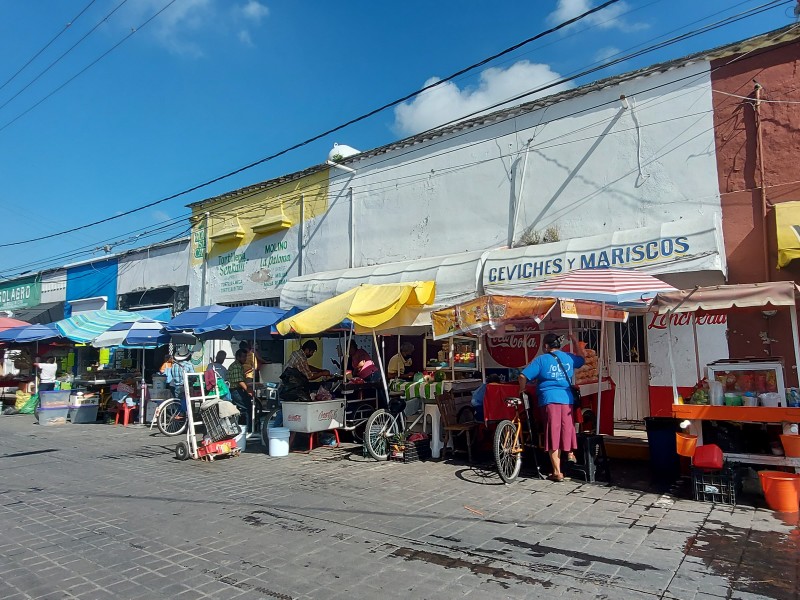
[34,357,58,392]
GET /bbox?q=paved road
[0,416,797,600]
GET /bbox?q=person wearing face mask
[518,333,585,482]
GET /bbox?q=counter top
[672,404,800,422]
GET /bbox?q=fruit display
[688,378,710,405]
[574,349,598,385]
[715,370,779,394]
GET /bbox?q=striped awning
[55,309,147,343]
[522,268,676,305]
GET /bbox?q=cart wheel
[175,441,190,461]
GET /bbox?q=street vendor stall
[276,281,437,453]
[651,281,800,471]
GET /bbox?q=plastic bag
[19,393,38,414]
[315,386,333,401]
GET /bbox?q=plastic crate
[69,404,99,424]
[692,466,741,505]
[36,405,69,426]
[39,390,72,408]
[199,403,241,442]
[389,439,432,463]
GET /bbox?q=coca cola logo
[286,414,301,422]
[647,313,727,330]
[487,334,540,368]
[318,410,336,421]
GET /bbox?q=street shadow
[454,464,506,486]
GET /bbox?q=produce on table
[574,349,599,385]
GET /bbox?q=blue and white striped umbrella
[55,310,146,343]
[91,318,169,348]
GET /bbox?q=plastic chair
[114,396,138,427]
[435,391,476,463]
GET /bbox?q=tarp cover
[651,281,799,315]
[276,282,436,335]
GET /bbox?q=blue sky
[0,0,794,278]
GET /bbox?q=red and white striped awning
[522,268,677,305]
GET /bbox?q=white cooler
[281,400,345,433]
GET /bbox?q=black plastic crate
[389,439,432,463]
[692,466,741,505]
[199,403,241,442]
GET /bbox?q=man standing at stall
[518,333,585,482]
[228,349,253,430]
[34,357,58,392]
[387,342,415,380]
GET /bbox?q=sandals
[566,453,577,463]
[547,473,565,482]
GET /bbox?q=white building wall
[41,270,66,304]
[310,61,720,274]
[118,240,190,294]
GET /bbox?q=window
[614,316,647,364]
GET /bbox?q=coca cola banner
[486,334,541,368]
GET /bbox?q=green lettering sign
[0,277,41,311]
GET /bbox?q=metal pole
[372,329,390,405]
[348,188,355,269]
[199,212,209,306]
[692,316,701,383]
[298,194,305,277]
[595,303,606,435]
[667,319,680,404]
[139,348,145,425]
[790,303,800,387]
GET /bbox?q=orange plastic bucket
[759,471,800,512]
[676,433,698,458]
[779,434,800,458]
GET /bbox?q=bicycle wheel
[364,409,397,461]
[157,399,188,437]
[350,402,374,443]
[494,420,522,484]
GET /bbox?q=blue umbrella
[164,304,228,332]
[193,305,292,336]
[91,318,169,349]
[0,323,64,343]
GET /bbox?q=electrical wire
[0,1,792,272]
[0,0,623,249]
[0,0,130,113]
[712,88,800,103]
[0,0,176,133]
[0,0,98,93]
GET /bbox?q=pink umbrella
[524,268,676,305]
[0,317,30,332]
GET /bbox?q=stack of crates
[691,465,742,505]
[37,391,71,426]
[199,402,241,442]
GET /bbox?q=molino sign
[0,277,41,311]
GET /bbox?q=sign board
[560,300,628,323]
[483,215,725,295]
[0,277,41,311]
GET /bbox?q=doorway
[609,316,650,423]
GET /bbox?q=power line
[0,0,98,93]
[0,1,791,271]
[0,0,130,113]
[0,0,622,249]
[0,0,176,133]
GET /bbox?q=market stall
[276,281,437,451]
[651,281,800,471]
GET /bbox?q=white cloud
[594,46,621,63]
[393,61,572,136]
[239,1,269,23]
[113,0,269,55]
[153,210,171,222]
[238,30,254,47]
[547,0,648,33]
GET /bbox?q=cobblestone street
[0,416,798,600]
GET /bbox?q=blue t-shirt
[521,350,585,406]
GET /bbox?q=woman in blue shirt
[518,333,585,482]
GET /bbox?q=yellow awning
[775,201,800,268]
[276,281,436,335]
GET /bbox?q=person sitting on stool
[228,349,253,431]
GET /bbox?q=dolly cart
[175,372,242,461]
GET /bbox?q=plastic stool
[292,429,340,453]
[567,433,611,483]
[422,401,443,459]
[114,399,137,427]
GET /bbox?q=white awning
[280,250,486,312]
[483,214,726,296]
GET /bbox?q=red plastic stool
[114,400,138,427]
[292,429,340,453]
[693,444,724,470]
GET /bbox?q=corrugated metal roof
[187,24,800,210]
